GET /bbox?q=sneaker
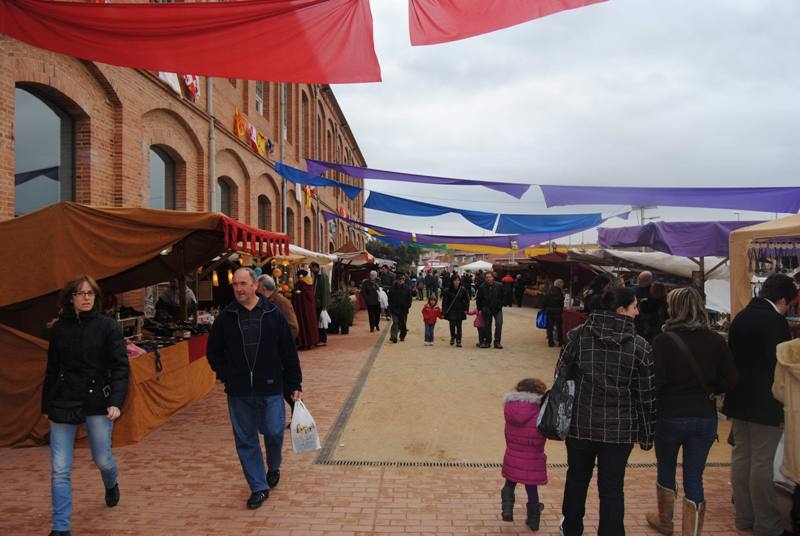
[559,517,565,536]
[450,338,455,346]
[494,343,504,349]
[480,343,491,349]
[390,337,398,343]
[456,340,462,347]
[246,490,269,509]
[105,483,120,507]
[267,470,280,489]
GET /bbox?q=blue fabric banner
[365,192,498,230]
[496,212,605,234]
[274,162,361,199]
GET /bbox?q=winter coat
[42,310,130,423]
[313,271,331,311]
[773,338,800,483]
[556,310,656,448]
[379,270,396,288]
[267,291,299,340]
[442,285,469,321]
[652,325,737,419]
[542,286,564,316]
[422,304,441,325]
[207,296,302,397]
[387,283,412,315]
[476,281,504,314]
[722,297,790,426]
[635,297,668,343]
[360,278,380,307]
[502,391,548,485]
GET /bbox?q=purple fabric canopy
[541,185,800,213]
[598,221,763,257]
[307,159,530,199]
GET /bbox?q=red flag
[1,0,381,83]
[409,0,606,46]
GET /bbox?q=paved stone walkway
[0,304,760,535]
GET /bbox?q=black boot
[500,487,515,522]
[526,502,544,531]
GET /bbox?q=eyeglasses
[72,290,95,298]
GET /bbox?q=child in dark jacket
[421,296,441,346]
[501,378,548,531]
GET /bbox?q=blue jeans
[50,416,118,532]
[227,394,285,492]
[424,323,435,342]
[654,416,716,503]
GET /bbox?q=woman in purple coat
[501,378,549,531]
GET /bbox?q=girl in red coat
[501,377,548,531]
[421,296,441,346]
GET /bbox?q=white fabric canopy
[458,260,493,273]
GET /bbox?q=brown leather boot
[646,483,676,535]
[681,498,705,536]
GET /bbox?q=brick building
[0,35,366,253]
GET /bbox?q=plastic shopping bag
[290,400,321,454]
[536,310,548,329]
[536,375,576,440]
[774,433,797,493]
[318,309,331,329]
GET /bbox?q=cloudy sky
[332,0,800,244]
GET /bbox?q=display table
[113,336,215,446]
[562,310,589,334]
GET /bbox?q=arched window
[217,176,233,216]
[286,208,295,243]
[303,216,312,250]
[257,195,271,230]
[149,146,176,209]
[14,87,74,216]
[329,241,335,254]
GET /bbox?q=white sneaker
[559,517,565,536]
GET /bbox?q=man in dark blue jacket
[207,267,303,510]
[723,273,797,536]
[476,272,505,349]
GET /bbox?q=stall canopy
[0,202,289,333]
[459,260,493,272]
[729,214,800,315]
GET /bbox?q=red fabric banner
[1,0,381,83]
[408,0,607,46]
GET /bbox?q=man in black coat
[387,273,412,343]
[475,272,505,349]
[722,273,797,536]
[542,278,565,347]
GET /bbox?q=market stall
[0,202,289,447]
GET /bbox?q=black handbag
[537,328,581,440]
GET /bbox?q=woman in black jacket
[645,287,737,536]
[556,287,655,536]
[442,275,470,347]
[42,275,129,536]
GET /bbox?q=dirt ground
[326,301,733,465]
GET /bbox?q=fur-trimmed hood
[777,338,800,382]
[503,391,543,405]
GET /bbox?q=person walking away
[557,287,656,536]
[442,275,470,347]
[636,282,668,343]
[514,274,526,307]
[773,338,800,535]
[501,273,515,307]
[501,378,549,531]
[542,279,565,347]
[388,273,412,343]
[207,268,303,510]
[290,269,319,350]
[309,262,330,346]
[476,272,505,349]
[360,270,382,333]
[42,275,130,536]
[722,273,797,536]
[421,296,441,346]
[646,287,738,536]
[583,273,612,313]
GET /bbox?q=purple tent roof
[598,221,763,257]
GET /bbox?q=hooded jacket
[502,391,548,485]
[556,310,656,448]
[773,338,800,482]
[422,301,441,325]
[42,310,129,422]
[206,296,302,397]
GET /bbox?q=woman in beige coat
[773,337,800,533]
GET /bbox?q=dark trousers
[367,304,381,330]
[546,312,564,345]
[562,438,633,536]
[483,309,503,345]
[390,312,408,341]
[792,485,800,534]
[448,319,463,342]
[503,479,539,504]
[316,305,327,343]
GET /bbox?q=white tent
[458,260,493,273]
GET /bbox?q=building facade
[0,35,365,252]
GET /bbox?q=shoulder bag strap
[664,331,713,398]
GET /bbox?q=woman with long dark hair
[557,287,655,536]
[42,275,129,536]
[442,275,470,347]
[646,287,737,536]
